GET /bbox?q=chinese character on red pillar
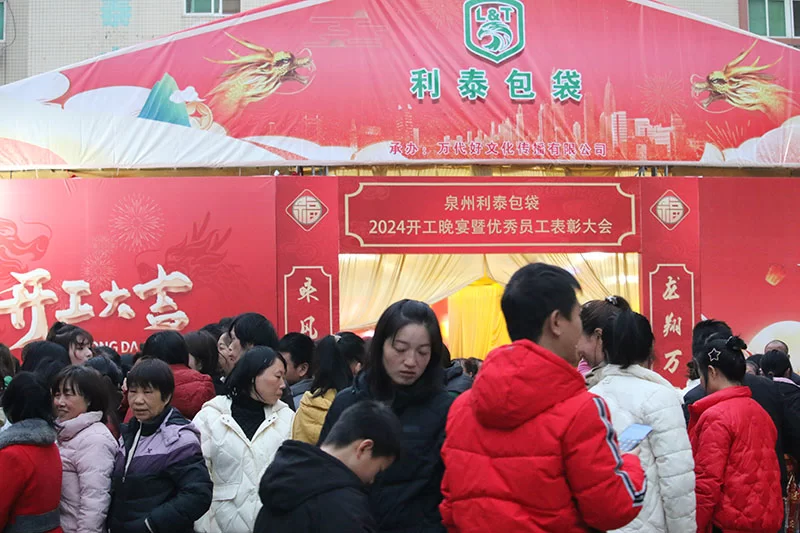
[133,264,193,331]
[0,269,59,350]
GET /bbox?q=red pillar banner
[275,176,340,339]
[640,178,701,387]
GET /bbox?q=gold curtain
[339,254,485,330]
[484,253,639,310]
[447,280,511,359]
[339,253,639,331]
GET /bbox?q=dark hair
[230,313,279,349]
[184,330,222,378]
[52,366,110,423]
[761,350,792,379]
[278,333,315,370]
[501,263,581,343]
[766,339,790,354]
[141,331,190,366]
[311,334,363,397]
[93,345,121,367]
[126,358,175,402]
[686,360,700,381]
[748,353,764,368]
[47,322,93,352]
[226,346,286,401]
[322,400,403,459]
[745,359,761,376]
[441,344,452,368]
[20,341,71,385]
[694,335,747,383]
[84,355,124,389]
[602,309,655,369]
[464,358,481,377]
[692,319,733,358]
[581,295,631,335]
[84,355,124,429]
[2,372,55,426]
[0,344,15,390]
[367,300,444,401]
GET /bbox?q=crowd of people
[0,262,795,532]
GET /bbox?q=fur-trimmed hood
[0,418,57,451]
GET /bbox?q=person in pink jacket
[52,365,117,533]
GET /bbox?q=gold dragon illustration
[692,41,796,122]
[205,33,315,125]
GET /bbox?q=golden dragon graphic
[692,41,796,123]
[204,33,315,126]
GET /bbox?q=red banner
[641,178,701,387]
[0,178,277,354]
[340,177,640,253]
[276,176,340,338]
[699,178,800,363]
[2,0,800,169]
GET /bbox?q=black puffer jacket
[254,440,376,532]
[443,362,472,396]
[107,407,212,533]
[318,372,453,533]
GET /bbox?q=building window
[0,1,5,42]
[185,0,240,15]
[748,0,799,37]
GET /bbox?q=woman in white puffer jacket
[590,309,696,533]
[193,347,294,533]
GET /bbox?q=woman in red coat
[689,335,784,533]
[0,372,63,533]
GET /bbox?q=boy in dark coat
[254,401,402,533]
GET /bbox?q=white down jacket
[590,364,696,533]
[193,396,294,533]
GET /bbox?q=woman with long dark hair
[47,322,94,365]
[185,330,226,395]
[193,347,294,533]
[318,300,453,533]
[292,332,365,445]
[576,295,630,386]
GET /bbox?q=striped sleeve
[564,395,646,531]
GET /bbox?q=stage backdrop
[0,177,278,354]
[700,178,800,367]
[1,0,800,169]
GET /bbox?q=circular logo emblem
[655,195,685,225]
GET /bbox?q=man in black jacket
[684,320,793,497]
[254,401,402,533]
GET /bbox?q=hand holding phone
[617,423,653,453]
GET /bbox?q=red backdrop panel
[0,177,277,354]
[641,178,701,387]
[276,176,340,339]
[339,177,641,253]
[700,178,800,360]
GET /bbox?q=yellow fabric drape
[339,254,485,330]
[484,253,639,310]
[448,281,511,360]
[339,253,639,331]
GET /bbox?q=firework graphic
[81,250,118,288]
[706,120,752,150]
[109,194,165,253]
[91,235,118,254]
[420,0,459,30]
[639,74,687,124]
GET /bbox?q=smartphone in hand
[618,423,653,452]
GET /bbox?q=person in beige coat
[52,366,118,533]
[194,347,294,533]
[590,310,696,533]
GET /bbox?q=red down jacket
[440,340,646,533]
[688,386,783,533]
